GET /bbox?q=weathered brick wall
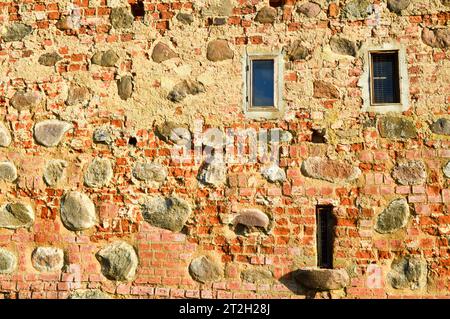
[0,0,449,299]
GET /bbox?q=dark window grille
[316,205,334,269]
[370,51,400,104]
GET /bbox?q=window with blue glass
[247,57,278,110]
[370,51,401,105]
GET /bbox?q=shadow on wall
[278,270,315,299]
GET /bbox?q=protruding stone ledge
[295,268,350,291]
[232,209,270,230]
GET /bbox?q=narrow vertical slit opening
[316,205,335,269]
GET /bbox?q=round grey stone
[93,126,115,144]
[387,0,410,14]
[96,241,138,281]
[132,162,167,183]
[0,123,11,147]
[31,247,64,272]
[68,289,112,299]
[168,80,205,103]
[38,52,63,66]
[378,116,418,140]
[60,191,97,231]
[392,160,427,186]
[189,255,223,283]
[2,23,32,42]
[388,256,427,290]
[241,268,273,284]
[84,158,113,188]
[110,7,134,29]
[297,2,322,17]
[330,36,357,56]
[197,157,227,187]
[117,76,133,101]
[375,198,410,234]
[0,161,17,182]
[295,268,350,291]
[261,164,286,183]
[0,202,35,229]
[444,161,450,178]
[233,209,270,230]
[0,248,17,274]
[92,50,119,67]
[430,118,450,136]
[156,121,191,145]
[176,13,194,24]
[43,160,67,186]
[34,119,72,147]
[141,196,191,232]
[341,0,371,20]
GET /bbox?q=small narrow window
[252,59,275,107]
[370,51,400,105]
[269,0,284,7]
[316,205,335,269]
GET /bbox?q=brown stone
[286,41,309,61]
[151,43,178,63]
[295,268,350,290]
[117,76,133,100]
[110,7,134,29]
[422,27,450,49]
[91,50,119,67]
[176,13,194,24]
[206,40,234,62]
[10,91,42,111]
[254,6,277,24]
[233,209,270,230]
[378,116,418,140]
[189,256,223,283]
[38,52,63,66]
[392,160,427,186]
[330,36,357,56]
[313,81,340,99]
[430,118,450,136]
[301,157,361,183]
[56,16,76,31]
[387,0,410,14]
[168,80,205,102]
[66,85,90,105]
[297,2,322,18]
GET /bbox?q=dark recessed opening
[128,137,138,146]
[311,129,326,143]
[316,205,335,269]
[370,51,400,104]
[131,0,145,17]
[269,0,284,7]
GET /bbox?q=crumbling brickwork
[0,0,449,299]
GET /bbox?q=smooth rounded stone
[392,160,427,186]
[151,43,178,63]
[197,157,227,187]
[0,161,17,182]
[295,268,350,291]
[241,268,273,284]
[176,13,194,24]
[206,40,234,62]
[43,160,67,186]
[34,119,72,147]
[10,91,42,111]
[444,161,450,178]
[297,2,322,17]
[233,209,270,230]
[341,0,371,20]
[68,289,111,299]
[422,27,450,49]
[141,196,191,232]
[168,80,205,102]
[38,52,62,66]
[1,23,32,42]
[0,248,17,274]
[0,122,12,147]
[132,162,167,183]
[430,118,450,136]
[313,81,340,99]
[375,199,410,234]
[91,50,119,67]
[31,247,64,272]
[254,6,277,23]
[84,158,113,188]
[0,203,34,229]
[378,116,417,140]
[261,164,286,183]
[330,36,357,56]
[66,85,90,105]
[189,255,223,283]
[110,7,134,29]
[117,75,133,101]
[388,256,427,290]
[286,40,309,61]
[96,241,138,281]
[60,191,97,231]
[156,121,191,145]
[387,0,410,14]
[93,126,115,144]
[301,157,361,183]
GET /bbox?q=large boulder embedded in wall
[0,203,34,229]
[388,256,427,290]
[197,157,227,187]
[422,27,450,49]
[110,7,134,29]
[375,199,410,234]
[233,209,270,230]
[60,191,97,231]
[297,2,322,18]
[254,6,277,24]
[10,91,42,111]
[117,76,133,100]
[430,118,450,136]
[0,248,17,274]
[387,0,410,14]
[31,247,64,272]
[68,289,112,299]
[132,162,168,183]
[329,36,357,57]
[295,268,350,291]
[241,268,274,284]
[33,120,72,147]
[206,40,234,62]
[341,0,371,20]
[392,160,427,186]
[38,52,63,67]
[1,23,32,42]
[84,158,114,188]
[91,50,119,67]
[301,157,361,183]
[96,241,138,281]
[0,161,17,182]
[156,121,191,145]
[151,43,178,63]
[167,80,205,103]
[141,196,192,232]
[444,161,450,178]
[286,41,309,61]
[313,81,340,99]
[43,160,67,186]
[261,164,286,183]
[0,123,11,147]
[189,255,223,283]
[378,116,418,140]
